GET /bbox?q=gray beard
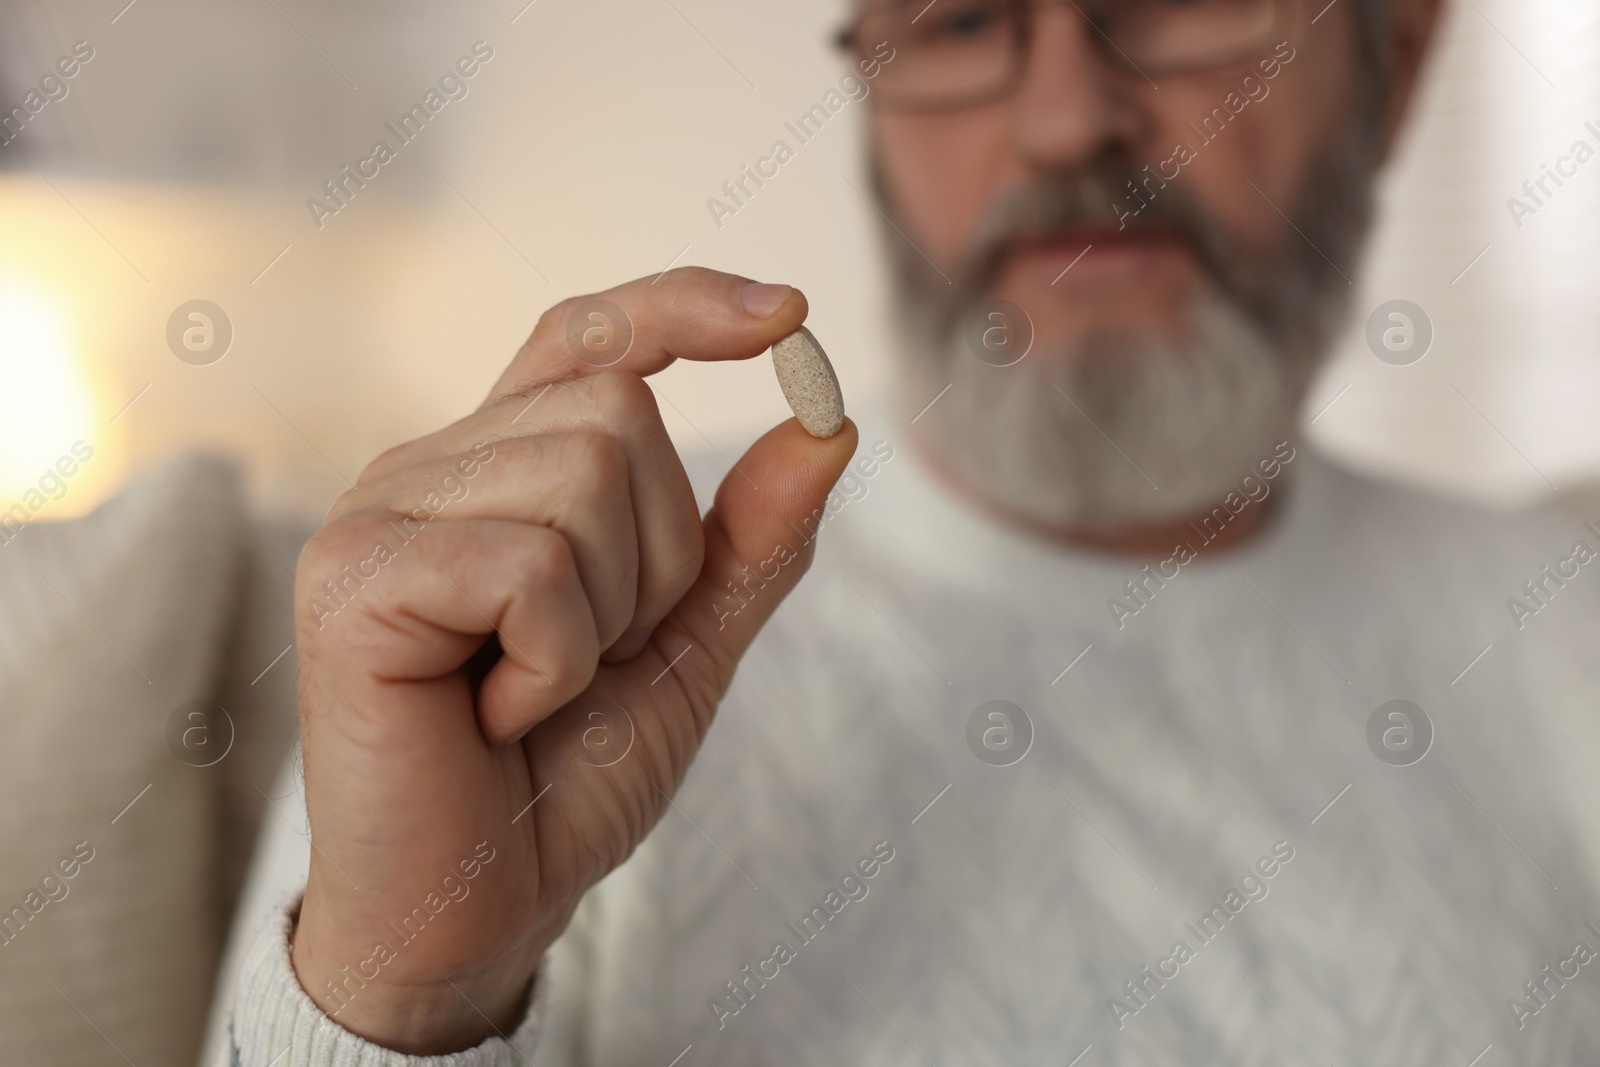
[877,119,1381,532]
[905,298,1298,527]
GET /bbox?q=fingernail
[740,282,792,318]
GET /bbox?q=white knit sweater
[218,410,1600,1065]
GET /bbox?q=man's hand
[287,268,858,1053]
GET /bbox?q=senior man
[226,0,1600,1063]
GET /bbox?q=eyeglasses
[837,0,1288,112]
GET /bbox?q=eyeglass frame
[834,0,1294,113]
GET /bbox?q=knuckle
[294,518,386,626]
[529,297,581,349]
[298,519,365,574]
[658,265,721,291]
[322,487,362,526]
[558,429,630,490]
[587,370,662,435]
[644,517,705,605]
[293,535,330,594]
[507,525,577,593]
[667,526,708,592]
[506,532,598,692]
[356,442,411,487]
[538,634,598,703]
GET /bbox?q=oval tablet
[771,326,845,438]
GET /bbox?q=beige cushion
[0,454,303,1066]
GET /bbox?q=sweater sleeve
[228,897,549,1067]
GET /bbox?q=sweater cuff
[229,896,548,1067]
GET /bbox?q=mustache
[941,158,1242,333]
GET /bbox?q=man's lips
[1008,226,1188,259]
[999,227,1193,281]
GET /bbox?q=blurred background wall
[0,0,1597,527]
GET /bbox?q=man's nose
[1012,6,1144,169]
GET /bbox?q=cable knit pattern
[230,898,547,1067]
[220,415,1600,1065]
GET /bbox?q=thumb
[663,416,859,696]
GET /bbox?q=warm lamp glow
[0,282,96,507]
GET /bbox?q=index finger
[482,267,807,408]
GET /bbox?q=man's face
[866,0,1384,534]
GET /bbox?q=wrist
[289,895,537,1055]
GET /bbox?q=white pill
[771,326,845,438]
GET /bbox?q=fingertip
[713,416,859,525]
[602,627,652,663]
[788,412,861,459]
[740,282,794,319]
[819,417,861,486]
[828,414,859,445]
[478,653,581,747]
[737,282,809,338]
